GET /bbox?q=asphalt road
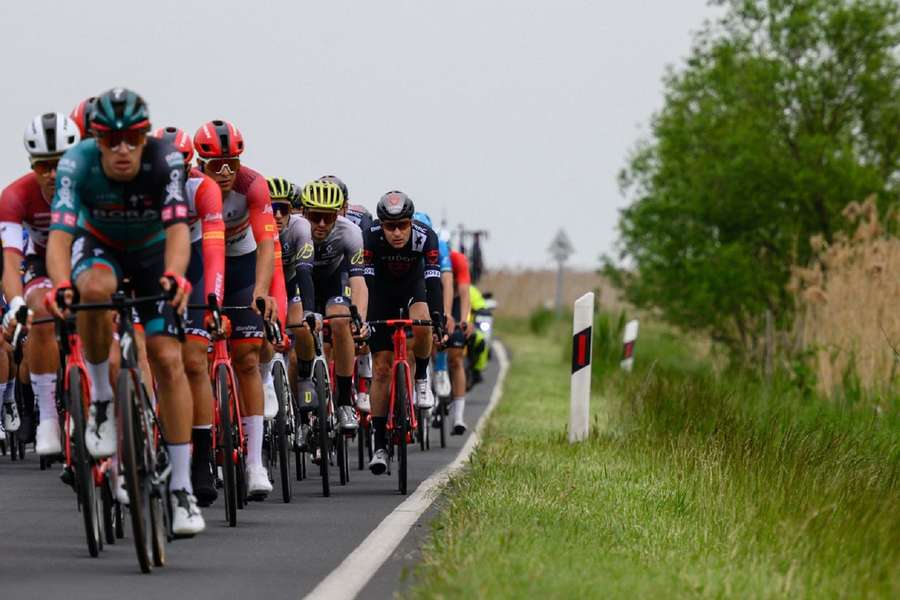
[0,358,499,600]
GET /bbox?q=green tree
[611,0,900,359]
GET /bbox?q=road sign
[548,229,574,263]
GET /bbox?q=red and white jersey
[186,168,226,303]
[0,173,50,256]
[222,165,275,257]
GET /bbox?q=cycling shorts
[23,254,51,296]
[313,267,346,315]
[185,241,209,341]
[70,234,179,338]
[366,278,427,353]
[223,252,264,342]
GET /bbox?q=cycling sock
[452,397,466,422]
[243,415,264,467]
[86,359,113,402]
[168,443,193,494]
[191,427,212,465]
[298,359,313,379]
[356,354,373,379]
[259,359,273,386]
[2,379,13,404]
[31,373,57,422]
[336,376,353,407]
[415,357,430,380]
[0,382,8,406]
[373,416,387,451]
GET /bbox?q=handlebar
[62,289,185,341]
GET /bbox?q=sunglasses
[202,157,240,176]
[305,210,338,225]
[95,128,147,151]
[272,203,291,216]
[382,220,411,232]
[31,158,60,175]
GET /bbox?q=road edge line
[303,341,510,600]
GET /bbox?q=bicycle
[57,288,182,572]
[367,311,443,495]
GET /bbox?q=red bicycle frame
[209,331,244,468]
[383,321,418,440]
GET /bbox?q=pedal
[59,465,75,488]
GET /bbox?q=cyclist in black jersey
[363,191,444,474]
[45,88,202,535]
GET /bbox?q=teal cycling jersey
[50,138,190,250]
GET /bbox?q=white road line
[303,341,510,600]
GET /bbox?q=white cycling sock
[259,360,273,386]
[242,415,264,467]
[357,354,373,379]
[86,360,113,403]
[31,373,57,423]
[452,397,466,423]
[168,443,192,493]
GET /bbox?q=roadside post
[620,319,639,372]
[569,292,594,443]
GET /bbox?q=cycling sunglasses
[382,220,411,232]
[201,157,241,176]
[30,157,60,175]
[305,210,338,225]
[95,128,147,151]
[271,202,291,216]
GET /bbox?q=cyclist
[69,96,96,140]
[193,119,286,499]
[296,179,367,432]
[151,127,226,507]
[447,248,472,434]
[363,191,444,474]
[44,88,203,534]
[1,112,82,447]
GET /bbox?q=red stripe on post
[622,341,634,360]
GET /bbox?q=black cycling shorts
[223,252,264,342]
[366,278,427,353]
[313,267,346,315]
[185,241,209,340]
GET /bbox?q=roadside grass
[405,317,900,598]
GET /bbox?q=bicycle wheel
[337,429,348,486]
[118,369,153,572]
[216,365,237,527]
[357,425,365,470]
[313,361,330,497]
[68,369,102,557]
[273,361,292,503]
[394,363,409,495]
[101,472,116,545]
[439,397,447,448]
[418,407,427,452]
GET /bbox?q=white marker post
[569,292,594,443]
[620,319,639,372]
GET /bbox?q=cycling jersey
[439,238,452,273]
[50,138,189,248]
[312,215,365,279]
[449,250,472,327]
[185,168,225,304]
[0,173,50,258]
[278,214,314,309]
[344,204,373,231]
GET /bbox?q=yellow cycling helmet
[266,176,294,201]
[301,180,345,211]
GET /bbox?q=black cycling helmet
[317,175,349,203]
[90,87,150,132]
[376,190,415,221]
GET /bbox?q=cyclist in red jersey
[447,250,472,434]
[152,127,226,506]
[0,112,81,452]
[194,120,286,499]
[69,97,96,140]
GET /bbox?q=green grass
[405,317,900,598]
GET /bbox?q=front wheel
[394,363,409,495]
[313,361,330,498]
[118,369,154,573]
[68,369,102,558]
[273,362,292,503]
[216,365,237,527]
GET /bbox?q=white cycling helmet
[23,112,81,158]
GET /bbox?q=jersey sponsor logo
[264,224,275,232]
[55,176,74,209]
[203,230,225,240]
[175,205,188,218]
[71,237,85,266]
[426,249,440,264]
[299,242,314,260]
[164,169,184,205]
[424,268,441,279]
[204,212,223,222]
[162,207,173,220]
[350,248,364,265]
[58,157,77,172]
[412,230,427,252]
[64,214,76,226]
[165,151,184,167]
[91,207,159,220]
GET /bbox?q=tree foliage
[612,0,900,358]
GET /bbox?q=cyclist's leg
[369,350,393,474]
[258,339,277,419]
[24,267,60,452]
[447,296,468,433]
[0,341,12,434]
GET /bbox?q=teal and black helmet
[90,87,150,132]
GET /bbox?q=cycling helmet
[413,211,433,229]
[69,97,96,138]
[317,175,349,203]
[377,190,415,221]
[90,87,150,132]
[289,182,303,211]
[301,180,345,211]
[151,126,193,164]
[267,176,294,201]
[23,112,81,158]
[194,120,244,158]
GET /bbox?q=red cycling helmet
[151,126,194,164]
[69,96,97,139]
[193,120,244,158]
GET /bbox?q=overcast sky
[0,0,717,269]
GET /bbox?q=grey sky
[0,0,717,268]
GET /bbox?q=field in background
[478,269,621,317]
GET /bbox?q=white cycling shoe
[263,381,278,419]
[115,473,130,505]
[170,489,205,536]
[355,391,371,413]
[434,370,451,397]
[36,420,62,455]
[2,401,20,432]
[369,449,388,475]
[246,464,273,498]
[414,379,434,409]
[85,401,116,459]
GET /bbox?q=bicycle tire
[424,407,431,450]
[439,396,447,448]
[69,369,102,557]
[273,361,292,503]
[418,407,427,452]
[216,364,237,527]
[313,361,330,497]
[237,452,247,509]
[357,425,365,470]
[101,472,116,544]
[118,369,153,572]
[395,363,409,495]
[150,489,167,567]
